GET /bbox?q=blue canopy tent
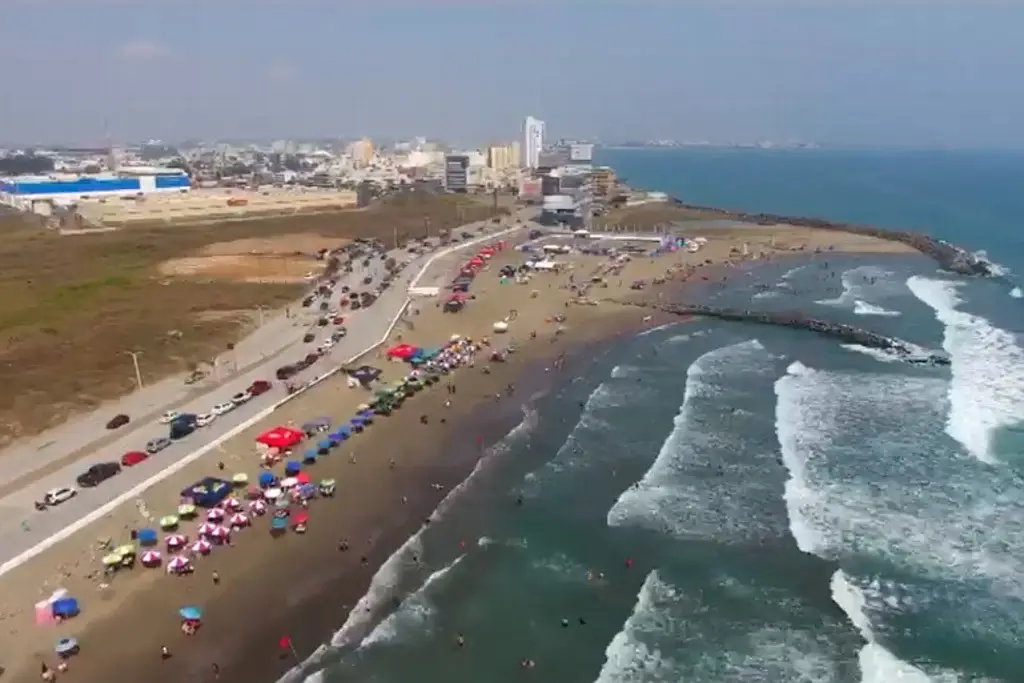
[270,517,288,532]
[258,472,276,488]
[51,597,79,619]
[303,449,318,464]
[284,461,301,476]
[137,528,158,545]
[336,425,352,439]
[179,606,202,621]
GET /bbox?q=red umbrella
[291,511,310,527]
[295,472,311,485]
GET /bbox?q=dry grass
[0,194,504,443]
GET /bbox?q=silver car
[146,437,172,454]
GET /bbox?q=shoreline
[0,225,913,683]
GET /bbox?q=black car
[362,276,373,285]
[106,413,130,430]
[76,462,122,488]
[303,332,315,343]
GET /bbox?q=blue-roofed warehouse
[0,167,191,213]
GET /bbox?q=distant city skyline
[2,2,1023,149]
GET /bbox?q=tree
[0,154,54,175]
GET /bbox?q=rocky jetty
[617,300,950,366]
[669,199,991,276]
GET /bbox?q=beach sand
[0,224,912,683]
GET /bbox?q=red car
[248,379,272,396]
[121,451,149,467]
[333,316,346,325]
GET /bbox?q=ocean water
[288,149,1024,683]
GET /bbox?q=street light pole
[124,351,143,391]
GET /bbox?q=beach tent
[386,344,417,361]
[137,528,158,545]
[180,477,233,507]
[256,427,304,449]
[284,461,302,476]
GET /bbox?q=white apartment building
[524,116,545,169]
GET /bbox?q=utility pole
[423,216,431,240]
[393,226,399,249]
[124,350,143,391]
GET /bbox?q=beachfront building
[524,116,545,169]
[0,167,191,215]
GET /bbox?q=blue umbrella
[137,528,157,544]
[349,419,364,432]
[52,598,79,619]
[299,484,316,499]
[179,606,202,621]
[55,637,79,656]
[284,461,301,476]
[317,440,332,450]
[303,449,318,459]
[337,426,351,439]
[328,437,340,447]
[303,452,318,464]
[258,472,276,487]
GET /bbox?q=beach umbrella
[248,499,268,515]
[275,497,290,509]
[177,504,198,518]
[206,508,225,522]
[166,556,191,574]
[137,529,158,545]
[232,473,249,486]
[246,485,263,500]
[209,525,231,541]
[179,606,202,621]
[263,487,282,500]
[280,477,298,489]
[258,472,276,488]
[317,440,332,450]
[298,483,316,500]
[229,512,249,527]
[270,517,288,532]
[159,515,179,530]
[51,598,79,619]
[55,637,79,657]
[197,521,218,536]
[141,550,162,566]
[303,449,318,463]
[190,539,213,555]
[284,460,301,476]
[101,553,122,567]
[295,472,311,485]
[221,497,242,512]
[165,534,188,549]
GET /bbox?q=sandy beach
[0,223,913,683]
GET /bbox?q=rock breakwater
[670,199,991,276]
[616,299,950,366]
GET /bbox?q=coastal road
[0,218,530,567]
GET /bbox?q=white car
[231,391,252,405]
[44,487,76,506]
[320,339,335,351]
[159,411,181,424]
[196,412,216,427]
[211,402,235,416]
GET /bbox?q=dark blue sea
[292,148,1024,683]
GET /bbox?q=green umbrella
[159,515,179,530]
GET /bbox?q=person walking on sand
[161,646,171,660]
[212,570,220,585]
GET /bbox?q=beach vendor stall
[180,477,233,508]
[256,426,304,451]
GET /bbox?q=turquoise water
[293,149,1024,683]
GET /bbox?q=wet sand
[0,226,911,683]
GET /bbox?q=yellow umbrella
[159,515,179,529]
[177,504,197,517]
[101,554,121,567]
[114,544,135,557]
[232,473,249,485]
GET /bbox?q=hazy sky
[2,1,1023,148]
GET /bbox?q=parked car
[303,333,316,343]
[231,391,252,405]
[106,413,130,430]
[196,412,216,427]
[159,411,181,424]
[121,450,149,467]
[333,316,346,325]
[169,421,196,440]
[44,487,77,506]
[276,365,296,381]
[248,379,272,396]
[146,437,171,454]
[76,462,122,488]
[212,402,235,416]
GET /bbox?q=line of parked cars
[38,379,274,510]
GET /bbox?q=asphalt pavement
[0,215,531,565]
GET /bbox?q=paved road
[0,216,532,564]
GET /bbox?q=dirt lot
[593,202,716,230]
[0,193,504,443]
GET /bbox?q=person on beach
[212,570,220,585]
[40,663,54,682]
[456,633,465,648]
[161,646,171,660]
